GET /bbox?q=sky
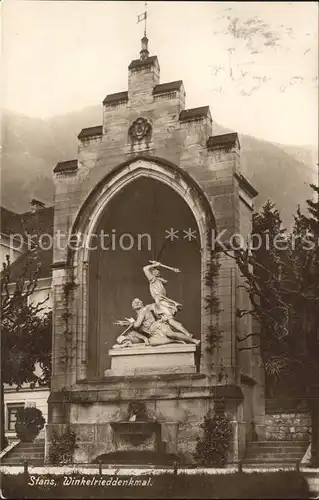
[1,0,318,146]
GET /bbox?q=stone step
[267,440,310,448]
[248,440,309,448]
[247,451,307,456]
[245,453,306,460]
[7,452,45,459]
[10,442,44,449]
[1,455,44,462]
[0,440,45,465]
[248,442,309,448]
[246,446,308,452]
[18,442,45,447]
[15,446,45,452]
[14,448,44,453]
[247,444,308,449]
[243,463,298,469]
[243,441,304,454]
[244,457,300,463]
[244,454,299,461]
[2,458,44,465]
[19,439,45,446]
[246,447,308,455]
[7,450,45,455]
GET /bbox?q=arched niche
[70,157,215,379]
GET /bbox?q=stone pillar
[51,265,69,391]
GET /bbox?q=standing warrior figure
[143,261,197,341]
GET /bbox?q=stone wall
[265,412,311,441]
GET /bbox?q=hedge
[0,471,310,499]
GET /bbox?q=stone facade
[47,38,264,464]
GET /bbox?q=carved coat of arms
[128,117,152,142]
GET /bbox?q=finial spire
[140,35,149,60]
[144,1,148,37]
[137,2,149,60]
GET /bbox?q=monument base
[47,382,245,464]
[105,343,197,376]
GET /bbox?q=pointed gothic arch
[69,156,216,379]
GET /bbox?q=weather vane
[137,1,148,37]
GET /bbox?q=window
[7,404,24,431]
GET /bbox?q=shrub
[15,407,45,442]
[194,398,232,466]
[48,426,77,465]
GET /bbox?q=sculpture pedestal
[105,344,197,376]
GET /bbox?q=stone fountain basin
[110,421,160,436]
[110,421,162,451]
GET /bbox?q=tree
[290,182,319,465]
[221,182,319,466]
[0,249,52,450]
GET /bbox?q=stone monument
[47,35,265,465]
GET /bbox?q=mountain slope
[1,108,317,227]
[239,135,317,228]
